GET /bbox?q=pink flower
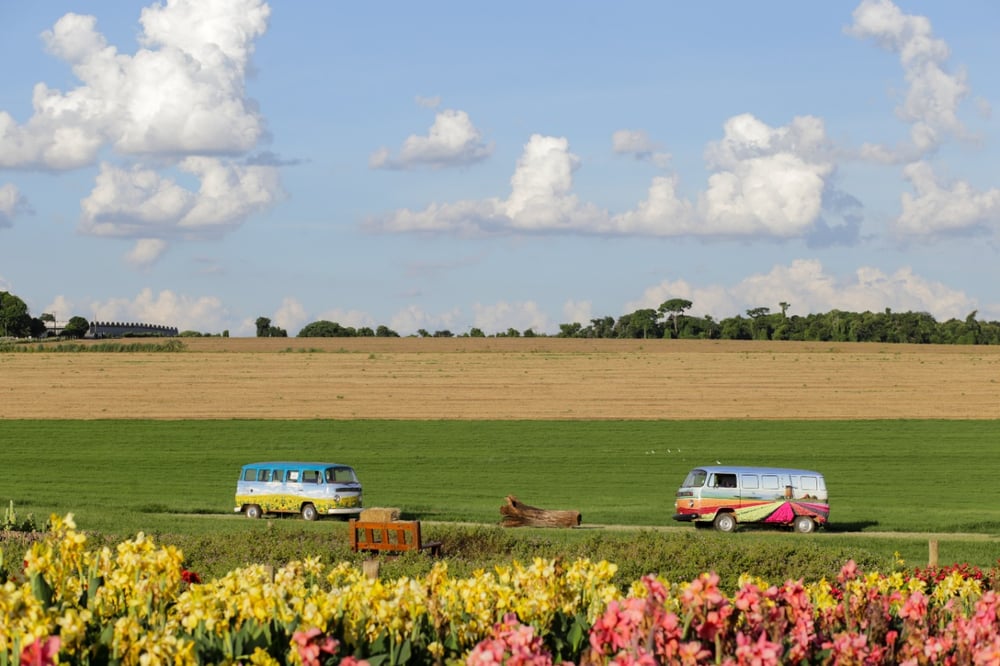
[292,628,340,666]
[20,637,60,666]
[467,613,555,666]
[732,631,781,666]
[899,590,928,622]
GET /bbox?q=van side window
[801,476,817,491]
[271,470,283,482]
[741,474,759,490]
[761,475,779,490]
[243,469,257,482]
[287,470,300,482]
[714,473,737,488]
[257,469,270,482]
[302,470,320,484]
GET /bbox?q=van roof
[693,465,824,477]
[242,461,354,469]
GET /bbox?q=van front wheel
[793,516,816,533]
[245,505,262,519]
[301,504,319,521]
[713,512,737,533]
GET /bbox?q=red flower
[20,637,60,666]
[181,569,202,585]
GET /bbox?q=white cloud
[848,0,969,161]
[894,161,1000,236]
[627,259,976,322]
[0,183,29,227]
[389,304,462,335]
[313,307,376,332]
[80,158,282,249]
[472,301,549,335]
[370,115,836,240]
[272,297,307,334]
[0,0,269,170]
[88,287,230,332]
[562,299,594,327]
[125,238,168,267]
[611,129,670,168]
[370,108,494,169]
[42,295,74,323]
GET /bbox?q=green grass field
[3,419,1000,578]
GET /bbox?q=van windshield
[325,466,358,484]
[681,469,707,488]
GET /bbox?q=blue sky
[1,1,999,336]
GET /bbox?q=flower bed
[2,515,999,665]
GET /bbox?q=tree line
[3,290,997,344]
[261,299,1000,345]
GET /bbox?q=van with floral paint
[234,461,363,520]
[672,465,828,533]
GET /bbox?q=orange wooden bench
[348,519,442,556]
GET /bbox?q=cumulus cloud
[472,301,550,335]
[0,183,30,228]
[273,297,307,333]
[125,239,168,267]
[627,259,976,322]
[313,307,376,332]
[369,109,494,170]
[0,0,269,170]
[389,304,462,335]
[562,299,594,327]
[847,0,970,162]
[611,129,670,168]
[79,158,282,251]
[894,161,1000,236]
[88,287,231,332]
[369,115,840,240]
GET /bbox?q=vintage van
[673,465,828,533]
[234,461,363,520]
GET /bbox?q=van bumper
[673,513,698,522]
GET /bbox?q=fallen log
[500,495,581,528]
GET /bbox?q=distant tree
[0,291,32,338]
[506,328,521,337]
[658,299,693,338]
[40,312,55,323]
[433,330,454,337]
[417,329,430,338]
[746,307,772,340]
[28,318,48,338]
[179,330,204,337]
[779,301,791,318]
[298,320,350,337]
[589,316,615,338]
[222,330,229,338]
[558,322,582,337]
[375,325,399,337]
[523,328,537,337]
[618,308,661,339]
[469,327,486,337]
[62,316,90,339]
[255,317,271,337]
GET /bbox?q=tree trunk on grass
[500,495,581,527]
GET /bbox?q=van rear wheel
[713,512,737,533]
[245,504,262,519]
[301,503,318,521]
[793,516,816,533]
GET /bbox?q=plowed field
[2,338,998,419]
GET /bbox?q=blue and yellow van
[234,461,363,520]
[673,465,828,533]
